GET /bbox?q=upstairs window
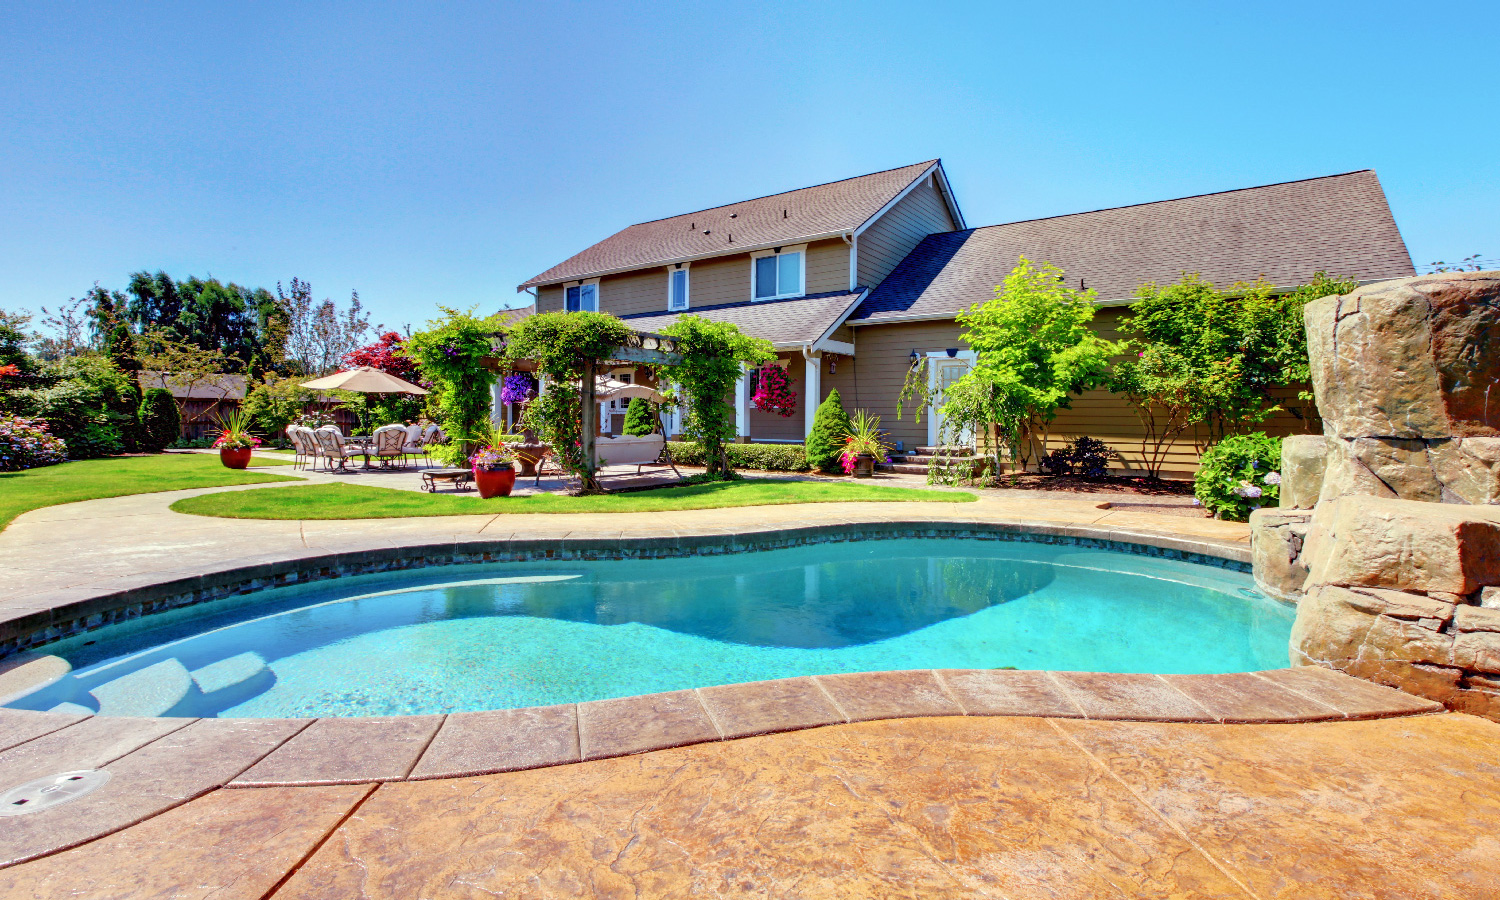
[752,246,804,301]
[565,281,598,312]
[668,266,689,311]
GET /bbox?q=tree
[1109,344,1198,480]
[125,272,270,368]
[405,307,506,465]
[277,278,375,375]
[138,388,181,452]
[623,397,657,436]
[343,331,419,380]
[35,296,93,360]
[0,309,33,375]
[804,389,853,473]
[656,316,773,480]
[106,323,144,451]
[136,328,236,428]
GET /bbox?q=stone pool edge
[0,518,1252,659]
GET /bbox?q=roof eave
[518,230,852,292]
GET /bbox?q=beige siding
[747,355,805,442]
[805,239,850,294]
[856,177,956,289]
[597,267,667,318]
[686,253,749,308]
[843,320,969,451]
[537,285,564,314]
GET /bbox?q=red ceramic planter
[219,446,253,470]
[474,465,516,498]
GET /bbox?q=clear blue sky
[3,1,1495,333]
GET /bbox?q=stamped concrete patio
[3,460,1498,898]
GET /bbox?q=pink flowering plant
[837,410,891,475]
[211,409,262,451]
[751,364,797,417]
[0,416,67,471]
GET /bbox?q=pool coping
[0,666,1443,868]
[0,517,1252,659]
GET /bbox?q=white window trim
[565,278,601,312]
[666,263,690,312]
[750,244,807,302]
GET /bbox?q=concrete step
[190,652,274,711]
[913,446,974,457]
[879,464,933,475]
[89,659,202,717]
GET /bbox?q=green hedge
[668,441,810,472]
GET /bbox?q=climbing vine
[504,311,632,491]
[402,307,504,464]
[655,316,772,479]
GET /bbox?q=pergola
[483,329,685,483]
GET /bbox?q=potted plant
[212,409,262,469]
[471,444,517,498]
[839,410,891,478]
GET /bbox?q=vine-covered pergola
[485,328,685,492]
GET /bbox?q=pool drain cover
[0,770,111,816]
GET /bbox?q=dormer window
[667,265,689,311]
[565,279,599,312]
[751,245,805,301]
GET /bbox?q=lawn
[0,453,301,531]
[170,478,975,519]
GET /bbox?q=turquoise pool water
[6,539,1292,718]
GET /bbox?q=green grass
[0,453,301,531]
[170,478,975,519]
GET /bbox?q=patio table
[421,467,474,492]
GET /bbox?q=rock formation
[1250,271,1500,720]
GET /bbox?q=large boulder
[1278,435,1328,509]
[1305,272,1500,442]
[1301,496,1500,595]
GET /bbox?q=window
[565,280,598,312]
[668,266,689,311]
[752,246,804,301]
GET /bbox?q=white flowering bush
[0,416,67,471]
[1193,432,1282,521]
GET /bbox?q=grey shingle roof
[618,291,865,348]
[851,170,1414,323]
[520,161,939,289]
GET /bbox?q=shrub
[1039,436,1115,478]
[1194,432,1283,521]
[0,416,67,470]
[804,388,852,473]
[138,388,181,452]
[6,356,134,458]
[623,397,657,436]
[667,441,809,472]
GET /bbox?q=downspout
[841,232,856,291]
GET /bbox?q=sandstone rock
[1346,586,1456,623]
[1343,659,1463,704]
[1483,586,1500,608]
[1290,585,1377,666]
[1428,436,1500,504]
[1455,605,1500,633]
[1279,435,1328,509]
[1450,684,1500,719]
[1249,509,1311,602]
[1319,437,1443,503]
[1301,496,1500,594]
[1454,632,1500,674]
[1305,272,1500,440]
[1365,615,1454,665]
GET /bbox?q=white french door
[927,350,976,448]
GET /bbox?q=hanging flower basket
[752,364,797,417]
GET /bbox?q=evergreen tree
[106,323,144,452]
[804,388,853,473]
[623,397,657,436]
[138,388,181,452]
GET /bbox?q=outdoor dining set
[284,423,445,473]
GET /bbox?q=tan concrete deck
[3,711,1497,898]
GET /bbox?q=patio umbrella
[298,366,429,395]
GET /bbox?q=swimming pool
[4,539,1292,718]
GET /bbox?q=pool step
[190,652,275,711]
[48,701,96,716]
[89,659,202,717]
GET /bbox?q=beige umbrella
[299,366,429,394]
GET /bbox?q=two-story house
[516,160,1413,476]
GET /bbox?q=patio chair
[402,424,427,467]
[370,425,408,468]
[423,425,446,461]
[286,425,308,470]
[313,426,360,473]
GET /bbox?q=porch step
[880,463,933,475]
[912,446,974,457]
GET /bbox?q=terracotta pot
[853,454,876,478]
[220,446,253,470]
[474,464,516,498]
